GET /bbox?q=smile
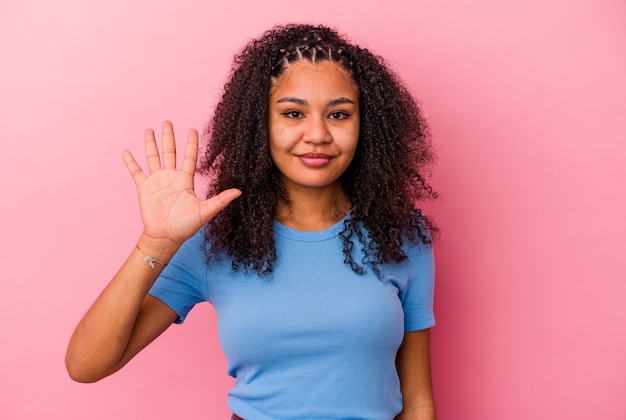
[297,153,334,167]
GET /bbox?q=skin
[65,61,435,419]
[269,60,360,231]
[65,123,240,382]
[395,329,437,419]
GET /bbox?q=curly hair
[200,23,437,276]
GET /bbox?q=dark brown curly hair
[200,23,437,276]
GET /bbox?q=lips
[297,153,333,167]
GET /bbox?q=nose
[303,114,331,144]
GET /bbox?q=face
[268,60,360,196]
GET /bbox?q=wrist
[136,233,181,264]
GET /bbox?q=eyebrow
[275,97,356,106]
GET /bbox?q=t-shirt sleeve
[148,230,208,324]
[399,242,436,332]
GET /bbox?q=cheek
[340,128,359,156]
[268,123,282,154]
[269,125,299,153]
[268,131,290,167]
[268,142,281,168]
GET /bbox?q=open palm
[123,121,241,246]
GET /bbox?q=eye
[282,110,304,119]
[329,111,350,120]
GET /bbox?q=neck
[275,183,350,231]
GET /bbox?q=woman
[66,24,438,420]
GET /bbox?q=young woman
[66,24,438,420]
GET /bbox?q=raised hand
[122,121,241,248]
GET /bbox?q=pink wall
[1,0,624,418]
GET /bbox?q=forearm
[65,235,178,382]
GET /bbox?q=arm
[65,121,241,383]
[65,240,179,383]
[395,329,436,420]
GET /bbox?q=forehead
[270,60,359,98]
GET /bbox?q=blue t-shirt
[149,216,435,420]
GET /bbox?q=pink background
[1,0,625,418]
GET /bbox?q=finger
[122,150,147,186]
[161,121,177,169]
[144,128,161,173]
[181,129,199,176]
[199,188,242,224]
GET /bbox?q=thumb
[199,188,242,224]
